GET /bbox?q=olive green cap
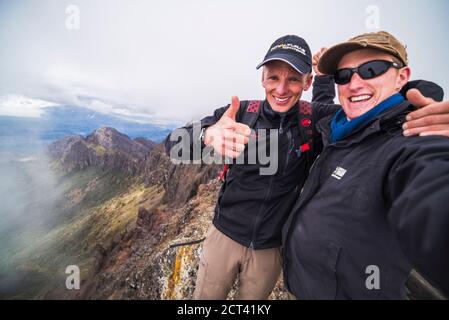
[319,31,409,75]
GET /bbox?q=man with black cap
[187,35,326,300]
[165,33,448,300]
[282,31,449,299]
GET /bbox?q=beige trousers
[193,224,282,300]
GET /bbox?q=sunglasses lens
[334,60,395,85]
[334,69,353,85]
[359,61,391,80]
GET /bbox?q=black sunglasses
[334,60,402,85]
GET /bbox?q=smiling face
[337,49,410,120]
[262,61,312,113]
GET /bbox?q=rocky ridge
[43,127,285,300]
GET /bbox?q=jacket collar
[263,100,299,126]
[318,101,413,148]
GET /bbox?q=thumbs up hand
[204,96,252,159]
[224,96,241,121]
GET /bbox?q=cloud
[0,0,448,123]
[0,95,58,118]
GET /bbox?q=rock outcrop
[142,144,220,207]
[43,127,242,300]
[48,127,156,174]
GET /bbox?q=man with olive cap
[282,31,449,299]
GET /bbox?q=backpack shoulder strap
[298,100,315,169]
[238,100,262,128]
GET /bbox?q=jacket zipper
[279,120,284,135]
[283,128,293,175]
[249,113,294,248]
[251,122,283,248]
[250,116,288,248]
[249,117,292,249]
[249,172,275,249]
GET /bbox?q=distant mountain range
[0,105,178,157]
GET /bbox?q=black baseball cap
[256,35,312,74]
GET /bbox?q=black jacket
[165,77,338,249]
[282,100,449,299]
[211,100,336,249]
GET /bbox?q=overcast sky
[0,0,448,123]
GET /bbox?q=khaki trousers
[193,225,282,300]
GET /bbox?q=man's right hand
[313,48,328,76]
[204,96,252,159]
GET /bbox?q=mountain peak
[94,127,124,136]
[49,127,156,174]
[87,127,133,151]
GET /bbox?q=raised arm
[311,48,341,121]
[312,75,336,105]
[386,137,449,296]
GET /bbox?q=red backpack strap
[297,100,316,171]
[298,100,313,151]
[219,164,229,182]
[247,100,261,114]
[241,100,261,140]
